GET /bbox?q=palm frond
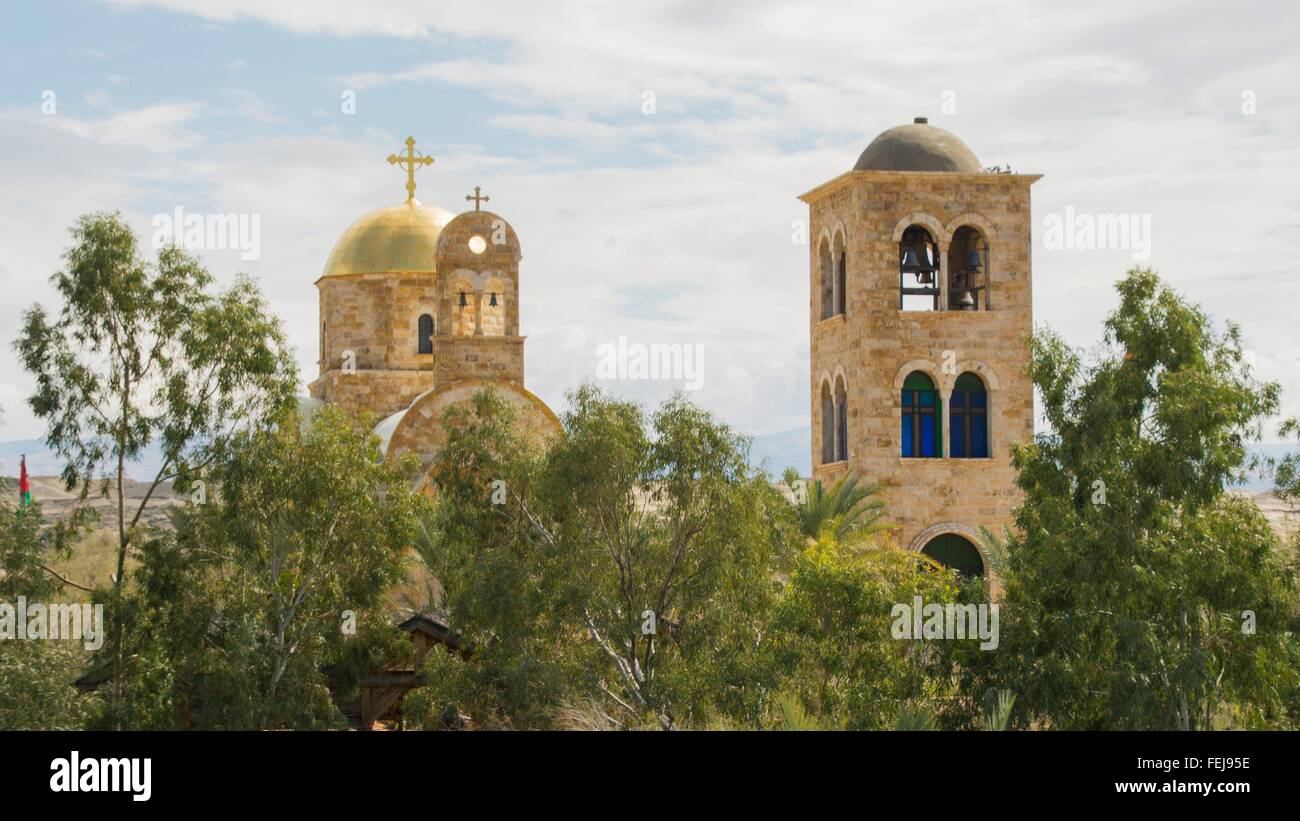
[983,688,1017,731]
[893,702,937,731]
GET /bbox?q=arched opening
[947,226,989,311]
[417,313,434,354]
[832,231,847,316]
[921,533,984,578]
[834,374,848,462]
[901,371,940,458]
[480,277,506,336]
[950,372,988,458]
[452,279,475,336]
[899,225,940,311]
[819,238,834,320]
[820,380,836,464]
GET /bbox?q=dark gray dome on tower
[853,117,981,173]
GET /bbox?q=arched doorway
[921,533,984,578]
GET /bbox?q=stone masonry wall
[806,170,1038,563]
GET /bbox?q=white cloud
[27,102,206,153]
[8,0,1299,449]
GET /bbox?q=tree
[0,503,102,729]
[960,268,1299,729]
[768,532,967,730]
[14,212,298,724]
[414,385,798,729]
[782,469,888,544]
[92,404,426,729]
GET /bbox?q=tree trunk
[112,371,129,731]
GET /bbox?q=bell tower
[800,117,1040,583]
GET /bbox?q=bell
[967,249,982,271]
[900,245,924,273]
[901,241,936,280]
[489,292,498,307]
[956,289,976,310]
[458,291,468,308]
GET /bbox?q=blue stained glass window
[901,372,940,458]
[951,373,988,458]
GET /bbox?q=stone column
[940,388,952,457]
[938,251,949,311]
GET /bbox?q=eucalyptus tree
[14,212,298,723]
[959,269,1298,729]
[416,386,798,729]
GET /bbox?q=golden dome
[321,200,457,278]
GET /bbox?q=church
[801,117,1039,589]
[308,125,1035,592]
[307,137,562,482]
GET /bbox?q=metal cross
[387,136,434,203]
[465,185,490,211]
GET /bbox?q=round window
[468,235,487,254]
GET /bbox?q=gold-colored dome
[321,200,456,278]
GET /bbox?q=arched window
[480,277,506,336]
[950,372,988,458]
[417,314,434,354]
[452,281,475,336]
[819,238,834,320]
[834,375,848,462]
[947,226,989,311]
[901,371,940,458]
[899,225,939,311]
[833,232,847,316]
[922,533,984,578]
[820,381,835,464]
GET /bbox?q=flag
[18,454,31,508]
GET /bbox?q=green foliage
[0,641,101,730]
[983,688,1017,731]
[0,503,101,729]
[1,503,83,600]
[414,384,797,729]
[768,534,966,729]
[960,268,1299,729]
[15,212,298,498]
[893,702,938,731]
[777,696,823,731]
[14,211,299,723]
[785,472,888,544]
[91,405,428,729]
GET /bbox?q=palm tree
[893,702,938,731]
[984,688,1017,731]
[783,469,889,544]
[975,524,1013,578]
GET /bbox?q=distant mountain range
[3,430,1295,492]
[748,430,1300,491]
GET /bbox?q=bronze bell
[967,249,982,271]
[900,245,924,272]
[458,291,468,308]
[489,292,499,307]
[901,241,936,284]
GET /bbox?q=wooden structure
[357,612,464,730]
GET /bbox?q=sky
[0,0,1297,462]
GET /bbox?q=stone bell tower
[800,117,1039,582]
